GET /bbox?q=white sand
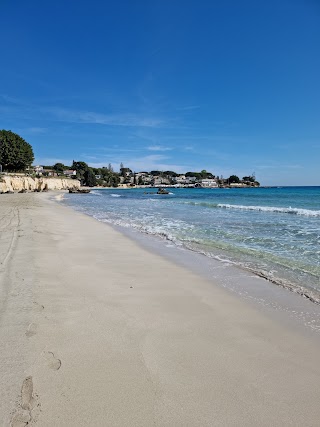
[1,193,320,426]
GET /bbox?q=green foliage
[163,170,178,177]
[53,162,67,174]
[89,165,120,187]
[242,176,255,182]
[0,130,34,172]
[71,160,97,186]
[120,167,132,177]
[185,171,215,179]
[186,172,201,179]
[228,175,240,183]
[71,160,89,184]
[84,168,97,187]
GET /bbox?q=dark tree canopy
[53,162,68,173]
[84,168,97,187]
[0,130,34,172]
[72,160,99,186]
[242,176,255,182]
[228,175,240,183]
[163,171,178,177]
[71,160,89,184]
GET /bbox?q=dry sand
[1,193,320,426]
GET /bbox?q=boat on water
[157,188,169,195]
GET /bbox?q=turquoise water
[62,187,320,301]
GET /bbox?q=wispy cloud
[0,95,165,129]
[49,108,164,128]
[176,105,201,111]
[146,145,173,151]
[21,127,47,134]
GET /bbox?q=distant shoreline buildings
[29,163,260,188]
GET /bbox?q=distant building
[63,170,77,177]
[200,179,218,188]
[153,176,170,186]
[43,169,57,177]
[34,165,44,174]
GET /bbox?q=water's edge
[53,193,320,336]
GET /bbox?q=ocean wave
[217,204,320,217]
[183,201,320,216]
[110,194,121,197]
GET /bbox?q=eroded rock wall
[0,176,80,193]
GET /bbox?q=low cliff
[0,176,81,193]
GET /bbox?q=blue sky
[1,0,319,185]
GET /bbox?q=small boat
[157,188,169,195]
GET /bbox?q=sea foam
[217,204,320,217]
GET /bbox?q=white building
[200,179,218,188]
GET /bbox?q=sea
[61,186,320,304]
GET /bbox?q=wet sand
[1,193,320,426]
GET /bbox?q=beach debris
[69,188,91,194]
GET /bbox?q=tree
[0,130,34,172]
[71,160,96,186]
[71,161,89,184]
[84,168,97,187]
[228,175,240,183]
[186,172,202,180]
[242,176,255,183]
[120,167,131,178]
[53,162,67,174]
[163,171,178,177]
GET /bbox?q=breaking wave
[184,201,320,217]
[217,204,320,217]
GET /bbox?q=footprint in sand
[33,301,44,312]
[11,377,36,427]
[21,376,34,410]
[10,410,31,427]
[43,351,61,370]
[25,323,37,337]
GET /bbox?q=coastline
[69,187,320,307]
[1,193,320,426]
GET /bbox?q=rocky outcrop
[0,175,80,193]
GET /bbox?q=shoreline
[1,193,320,426]
[65,189,320,307]
[105,215,320,336]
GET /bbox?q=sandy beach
[1,193,320,427]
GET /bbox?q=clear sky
[1,0,319,185]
